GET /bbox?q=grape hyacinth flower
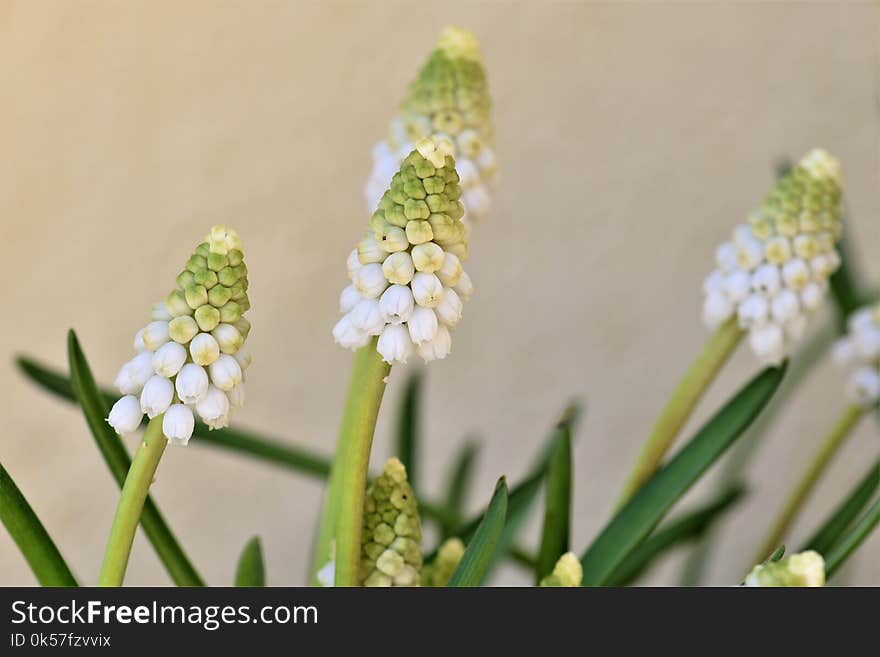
[106,225,251,446]
[832,304,880,406]
[539,552,583,587]
[335,138,473,364]
[702,149,843,366]
[744,551,825,587]
[360,458,423,587]
[365,26,496,227]
[420,538,464,587]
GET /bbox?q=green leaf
[395,371,421,487]
[0,461,78,586]
[801,458,880,555]
[824,495,880,580]
[17,354,332,478]
[447,478,508,587]
[66,330,204,587]
[829,230,871,327]
[767,545,786,563]
[580,364,786,586]
[535,426,572,582]
[606,485,745,586]
[440,441,479,538]
[234,536,265,586]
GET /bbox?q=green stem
[98,416,167,586]
[312,341,390,586]
[617,318,743,505]
[754,404,865,564]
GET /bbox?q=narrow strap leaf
[0,462,78,586]
[395,371,422,488]
[823,495,880,579]
[535,426,572,582]
[447,478,508,587]
[235,536,266,586]
[580,364,785,586]
[801,458,880,555]
[440,441,479,538]
[67,330,205,587]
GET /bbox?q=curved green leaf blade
[581,364,786,586]
[536,426,572,582]
[17,354,332,478]
[440,441,479,538]
[234,536,266,586]
[395,371,421,488]
[67,330,204,587]
[824,495,880,580]
[447,478,508,587]
[606,486,745,586]
[0,462,78,586]
[801,458,880,555]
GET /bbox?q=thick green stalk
[313,341,390,586]
[618,318,743,505]
[754,404,865,563]
[98,416,167,586]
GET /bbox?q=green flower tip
[744,550,825,587]
[436,25,484,63]
[539,552,583,587]
[360,457,423,586]
[421,538,465,587]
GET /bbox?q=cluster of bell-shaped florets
[702,149,843,365]
[744,550,825,587]
[335,139,473,364]
[107,226,251,445]
[360,458,423,587]
[365,26,496,227]
[832,304,880,406]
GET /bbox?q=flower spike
[744,551,825,587]
[832,304,880,406]
[421,538,465,587]
[539,552,583,587]
[702,149,843,365]
[107,225,251,445]
[366,26,496,226]
[336,139,473,363]
[360,458,423,587]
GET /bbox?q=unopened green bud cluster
[539,552,583,587]
[366,26,497,224]
[360,458,423,587]
[421,538,464,587]
[744,550,825,587]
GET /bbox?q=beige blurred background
[1,1,879,586]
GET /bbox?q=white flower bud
[738,294,769,329]
[357,233,386,264]
[141,321,171,351]
[379,284,415,324]
[211,323,243,354]
[150,341,186,378]
[832,337,855,366]
[463,186,490,219]
[133,329,147,352]
[418,325,452,362]
[168,315,199,344]
[749,323,785,366]
[848,308,875,334]
[346,249,361,281]
[770,289,800,324]
[751,264,781,297]
[702,290,733,329]
[437,251,463,288]
[781,258,810,291]
[454,271,474,301]
[350,298,385,336]
[377,225,410,253]
[411,242,445,273]
[735,238,764,271]
[196,385,230,429]
[435,287,463,327]
[114,351,154,395]
[339,284,361,314]
[190,332,221,366]
[810,254,834,279]
[382,251,415,285]
[175,363,209,404]
[106,395,143,436]
[377,324,413,364]
[234,348,252,372]
[853,327,880,360]
[411,272,444,308]
[353,263,389,299]
[151,301,172,321]
[456,158,480,187]
[209,354,243,392]
[800,282,824,312]
[227,383,246,408]
[847,367,880,405]
[763,236,792,265]
[163,404,195,446]
[407,306,438,344]
[333,314,370,350]
[140,374,174,419]
[715,242,737,273]
[722,270,751,303]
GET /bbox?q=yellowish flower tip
[744,550,825,587]
[205,224,243,256]
[539,552,583,587]
[360,458,423,586]
[436,25,484,63]
[421,537,465,587]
